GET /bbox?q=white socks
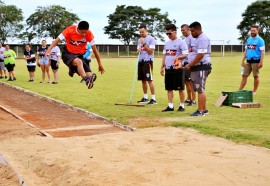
[168,103,174,108]
[180,103,184,108]
[144,94,156,101]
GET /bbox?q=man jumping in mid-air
[45,21,105,89]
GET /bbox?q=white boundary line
[0,154,28,186]
[0,82,135,132]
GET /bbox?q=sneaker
[85,74,96,89]
[4,76,7,79]
[13,77,16,81]
[184,99,191,103]
[137,98,149,103]
[203,110,209,115]
[177,106,185,112]
[162,106,174,112]
[28,79,34,82]
[187,101,196,106]
[7,78,13,81]
[190,110,205,116]
[0,76,3,79]
[147,99,157,105]
[52,82,58,84]
[68,68,74,77]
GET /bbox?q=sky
[4,0,256,45]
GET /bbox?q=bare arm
[258,50,265,68]
[185,53,204,70]
[160,54,166,76]
[91,45,105,74]
[45,38,61,56]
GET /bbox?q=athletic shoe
[52,82,58,84]
[187,101,196,106]
[4,76,7,79]
[28,79,34,82]
[13,77,16,81]
[190,110,205,116]
[0,76,3,79]
[177,106,185,112]
[85,73,96,89]
[68,68,74,77]
[184,100,191,103]
[137,98,149,103]
[162,106,174,112]
[203,110,209,115]
[147,99,157,105]
[7,78,13,81]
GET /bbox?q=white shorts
[0,62,6,70]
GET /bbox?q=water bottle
[240,67,244,75]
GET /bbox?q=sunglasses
[166,32,172,36]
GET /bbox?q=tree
[0,1,24,42]
[237,0,270,45]
[104,5,173,46]
[25,5,80,40]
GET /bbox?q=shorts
[165,68,185,91]
[190,70,211,93]
[83,58,91,68]
[0,61,6,70]
[27,65,36,72]
[138,61,153,81]
[5,63,15,72]
[243,63,259,76]
[62,46,91,74]
[50,59,59,70]
[39,57,49,65]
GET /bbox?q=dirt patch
[0,83,125,137]
[0,164,19,186]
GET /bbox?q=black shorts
[138,61,153,81]
[83,58,91,67]
[5,63,15,72]
[27,65,36,72]
[185,69,191,81]
[62,46,91,74]
[50,59,59,70]
[165,68,185,91]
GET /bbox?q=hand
[140,38,145,45]
[56,62,59,67]
[98,65,105,74]
[160,68,164,76]
[37,62,41,67]
[258,62,263,69]
[241,61,245,67]
[185,64,191,71]
[45,50,51,57]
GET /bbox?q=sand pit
[0,83,270,185]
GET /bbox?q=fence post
[107,45,109,57]
[118,45,119,57]
[16,46,19,58]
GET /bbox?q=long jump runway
[0,83,132,138]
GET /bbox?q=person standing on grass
[181,24,196,106]
[37,40,51,83]
[3,44,16,81]
[49,43,61,84]
[238,25,265,95]
[23,44,36,82]
[0,42,7,79]
[160,23,188,112]
[185,21,212,116]
[137,24,157,105]
[45,21,105,90]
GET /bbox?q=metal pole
[128,53,140,103]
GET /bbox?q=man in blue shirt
[239,25,265,95]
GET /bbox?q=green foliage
[25,5,80,40]
[104,5,173,45]
[0,2,23,42]
[237,0,270,44]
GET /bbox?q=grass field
[2,55,270,148]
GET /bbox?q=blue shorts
[40,57,49,65]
